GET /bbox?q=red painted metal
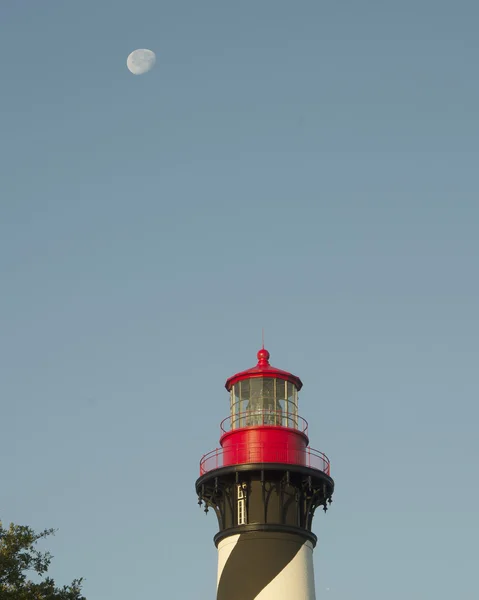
[220,427,308,467]
[220,410,309,436]
[225,348,303,391]
[200,445,330,477]
[198,347,331,482]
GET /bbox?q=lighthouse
[196,348,334,600]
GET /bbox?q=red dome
[225,348,303,391]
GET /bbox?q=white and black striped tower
[196,348,334,600]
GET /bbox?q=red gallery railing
[199,444,331,476]
[220,410,309,435]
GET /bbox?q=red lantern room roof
[225,348,303,391]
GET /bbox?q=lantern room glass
[230,378,299,430]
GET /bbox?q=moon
[127,49,156,75]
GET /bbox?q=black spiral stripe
[217,531,306,600]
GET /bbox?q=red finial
[257,348,270,366]
[225,347,303,391]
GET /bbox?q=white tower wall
[216,532,316,600]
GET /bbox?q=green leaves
[0,521,86,600]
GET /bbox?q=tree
[0,520,86,600]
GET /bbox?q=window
[237,484,247,525]
[229,378,300,430]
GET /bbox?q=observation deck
[200,408,330,476]
[200,444,330,476]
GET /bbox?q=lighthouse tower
[196,348,334,600]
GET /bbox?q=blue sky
[0,1,477,598]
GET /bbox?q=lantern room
[224,348,303,431]
[216,349,311,469]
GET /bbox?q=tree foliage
[0,521,86,600]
